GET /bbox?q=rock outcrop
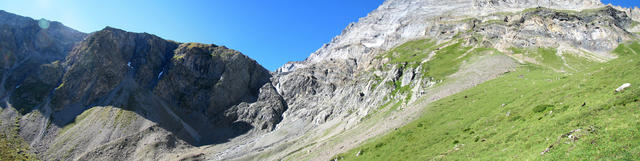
[0,10,85,112]
[0,15,286,160]
[266,1,633,140]
[155,42,285,133]
[277,0,604,73]
[270,1,636,129]
[219,1,640,161]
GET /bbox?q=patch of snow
[127,62,132,68]
[15,84,21,89]
[158,71,164,79]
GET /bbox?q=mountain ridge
[275,0,605,74]
[0,15,287,159]
[243,1,640,160]
[1,0,640,160]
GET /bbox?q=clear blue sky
[0,0,637,70]
[602,0,639,8]
[0,0,385,70]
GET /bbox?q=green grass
[376,39,504,109]
[532,104,554,113]
[335,43,640,160]
[380,39,496,82]
[114,108,136,127]
[613,41,640,56]
[172,54,186,60]
[537,48,563,69]
[0,118,38,161]
[379,39,438,65]
[420,41,474,80]
[510,47,572,71]
[562,51,596,71]
[361,101,393,122]
[520,6,608,16]
[370,74,383,91]
[482,19,507,25]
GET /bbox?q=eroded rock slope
[0,15,286,160]
[217,0,640,160]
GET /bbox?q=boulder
[615,83,631,92]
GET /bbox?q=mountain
[0,12,286,160]
[333,42,640,160]
[1,0,640,160]
[236,0,639,160]
[276,0,606,73]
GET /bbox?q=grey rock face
[267,1,623,137]
[2,19,286,160]
[269,0,629,134]
[502,7,631,51]
[154,42,286,142]
[277,0,604,72]
[229,83,287,131]
[42,27,286,160]
[154,43,271,121]
[269,2,634,130]
[51,27,179,112]
[10,62,63,113]
[0,10,85,108]
[219,1,639,161]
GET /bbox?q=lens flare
[38,18,50,29]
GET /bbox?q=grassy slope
[378,39,498,104]
[380,39,476,81]
[0,118,38,161]
[336,42,640,160]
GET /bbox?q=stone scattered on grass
[615,83,631,92]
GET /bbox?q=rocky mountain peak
[259,1,639,160]
[0,20,288,159]
[276,0,605,74]
[0,10,85,114]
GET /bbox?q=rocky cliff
[0,10,85,112]
[219,0,639,160]
[276,0,604,73]
[0,13,286,160]
[267,0,630,140]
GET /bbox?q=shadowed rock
[1,21,287,160]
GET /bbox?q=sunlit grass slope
[336,42,640,160]
[0,118,38,161]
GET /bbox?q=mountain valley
[1,0,640,160]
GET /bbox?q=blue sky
[0,0,384,70]
[0,0,637,70]
[602,0,639,8]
